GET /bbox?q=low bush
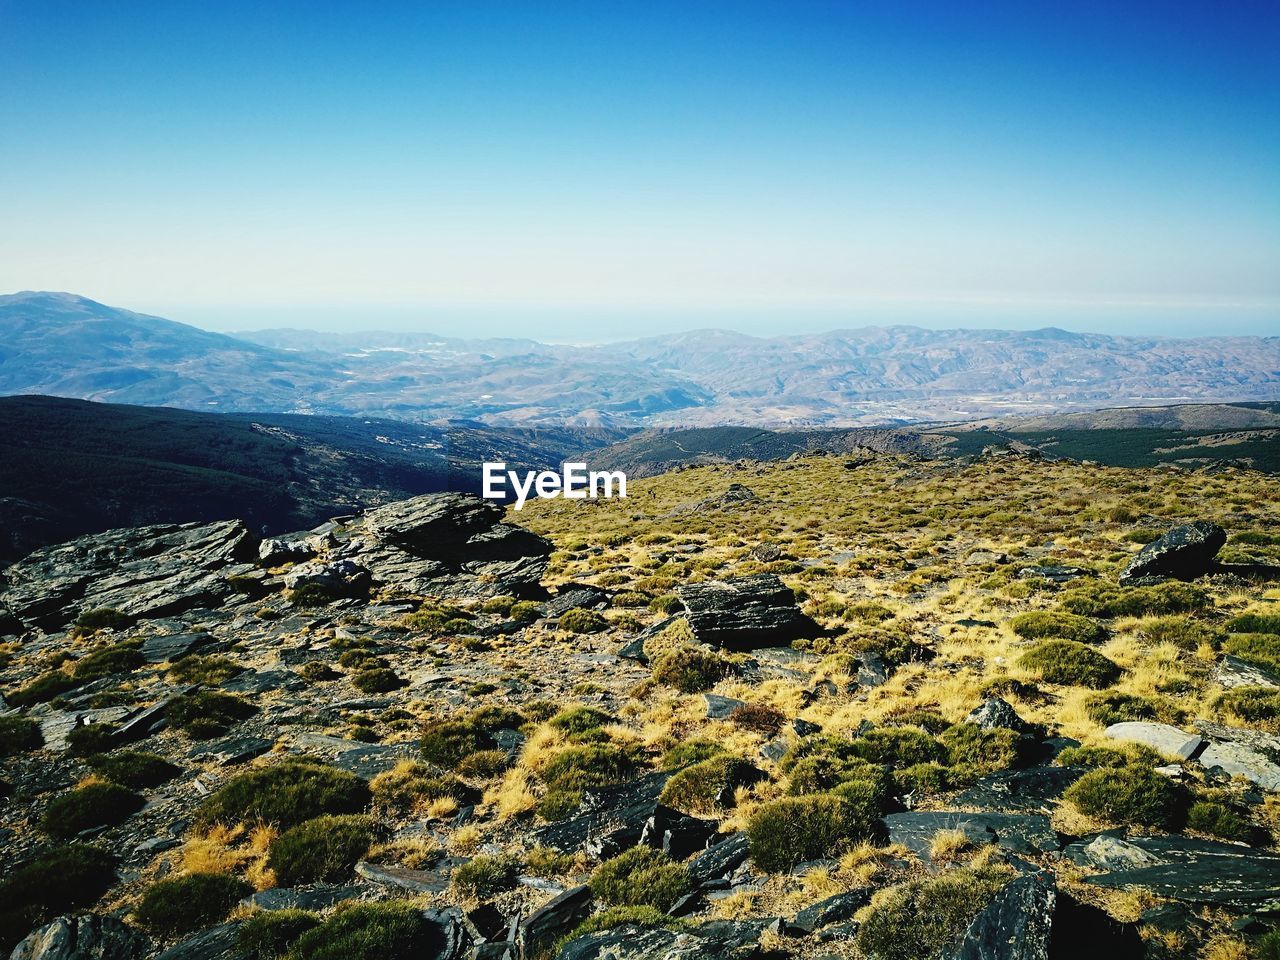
[1064,766,1185,829]
[0,714,42,756]
[537,742,638,821]
[660,739,726,770]
[1226,613,1280,635]
[855,866,1013,960]
[849,727,944,767]
[166,690,257,739]
[1056,744,1155,769]
[86,750,179,788]
[196,760,370,830]
[370,762,479,813]
[1138,616,1220,650]
[42,782,144,837]
[134,872,253,938]
[456,749,510,779]
[1018,640,1120,688]
[509,600,542,622]
[168,654,245,684]
[1221,633,1280,675]
[6,671,79,708]
[0,845,116,953]
[65,723,118,756]
[1058,581,1210,618]
[72,608,133,634]
[1083,692,1184,726]
[237,909,319,960]
[1009,611,1106,644]
[289,901,443,960]
[1215,687,1280,730]
[650,646,730,693]
[728,702,786,735]
[660,755,763,814]
[352,667,406,693]
[268,814,377,886]
[548,705,614,738]
[746,794,873,872]
[70,642,145,682]
[938,723,1023,777]
[557,906,683,954]
[452,853,521,898]
[420,719,496,767]
[558,608,607,634]
[589,847,691,911]
[1185,800,1250,842]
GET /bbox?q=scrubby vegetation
[1018,639,1121,688]
[0,845,116,952]
[0,714,42,756]
[1064,765,1187,829]
[267,814,377,886]
[134,872,253,937]
[288,901,442,960]
[589,846,691,911]
[856,865,1013,960]
[237,909,320,960]
[196,760,370,829]
[42,782,145,837]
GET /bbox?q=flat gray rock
[674,574,821,650]
[1083,836,1280,908]
[1214,655,1280,690]
[141,632,213,664]
[11,914,149,960]
[1104,721,1204,760]
[1198,740,1280,791]
[882,811,1061,857]
[942,873,1055,960]
[355,860,455,894]
[703,694,747,719]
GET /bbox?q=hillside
[2,455,1279,958]
[0,396,623,564]
[5,292,1279,426]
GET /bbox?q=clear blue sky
[0,0,1276,339]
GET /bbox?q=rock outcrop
[11,915,148,960]
[1118,520,1226,584]
[673,574,820,650]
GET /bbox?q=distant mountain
[0,395,623,564]
[3,291,1278,426]
[945,401,1280,432]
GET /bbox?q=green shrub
[650,647,730,693]
[589,847,691,911]
[370,763,479,813]
[456,749,510,778]
[849,727,944,766]
[289,583,337,607]
[481,595,516,615]
[1056,744,1154,769]
[549,705,615,737]
[420,719,495,767]
[1139,616,1220,650]
[166,690,257,738]
[1064,766,1185,829]
[352,668,405,693]
[1254,929,1280,960]
[238,909,320,960]
[1185,801,1250,842]
[1222,633,1280,675]
[1059,581,1210,618]
[855,866,1013,960]
[895,762,953,796]
[649,595,681,614]
[1226,613,1280,635]
[0,714,42,756]
[452,853,521,898]
[660,755,762,813]
[6,671,79,708]
[746,794,872,872]
[86,750,179,788]
[660,739,726,769]
[1083,692,1184,726]
[557,906,683,954]
[168,654,245,684]
[290,903,441,960]
[509,601,542,622]
[196,760,370,830]
[729,702,786,735]
[938,723,1023,777]
[268,815,376,886]
[1018,640,1120,688]
[1216,687,1280,730]
[42,782,144,837]
[1009,611,1106,644]
[134,872,252,938]
[558,608,607,634]
[537,743,638,820]
[65,723,118,756]
[71,642,145,682]
[0,845,116,953]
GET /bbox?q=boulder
[258,538,315,565]
[639,805,719,860]
[11,915,148,960]
[140,632,214,664]
[687,833,751,888]
[941,873,1054,960]
[0,520,257,630]
[518,885,592,959]
[543,585,609,620]
[282,559,368,595]
[1214,655,1280,690]
[1082,835,1280,908]
[1198,741,1280,792]
[673,574,820,650]
[1104,721,1204,761]
[1118,520,1225,585]
[790,891,870,934]
[555,920,768,960]
[953,767,1083,814]
[363,493,503,547]
[154,923,241,960]
[355,859,455,894]
[531,771,671,855]
[703,694,747,720]
[965,697,1033,734]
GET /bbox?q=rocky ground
[2,452,1280,960]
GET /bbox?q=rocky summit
[2,454,1280,960]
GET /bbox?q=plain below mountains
[4,290,1279,427]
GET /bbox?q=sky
[0,0,1276,340]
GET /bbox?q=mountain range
[4,291,1278,427]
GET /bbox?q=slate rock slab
[1082,835,1280,908]
[1214,655,1280,690]
[221,669,307,694]
[966,696,1033,734]
[687,833,751,888]
[790,891,870,934]
[12,914,149,960]
[140,632,214,664]
[882,811,1061,857]
[518,884,592,958]
[189,735,273,766]
[544,584,609,619]
[356,860,456,894]
[556,919,768,960]
[242,884,365,911]
[1198,741,1280,791]
[941,873,1055,960]
[531,771,671,854]
[703,694,747,720]
[1104,721,1204,761]
[1118,520,1226,585]
[154,923,241,960]
[674,574,821,650]
[952,767,1083,814]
